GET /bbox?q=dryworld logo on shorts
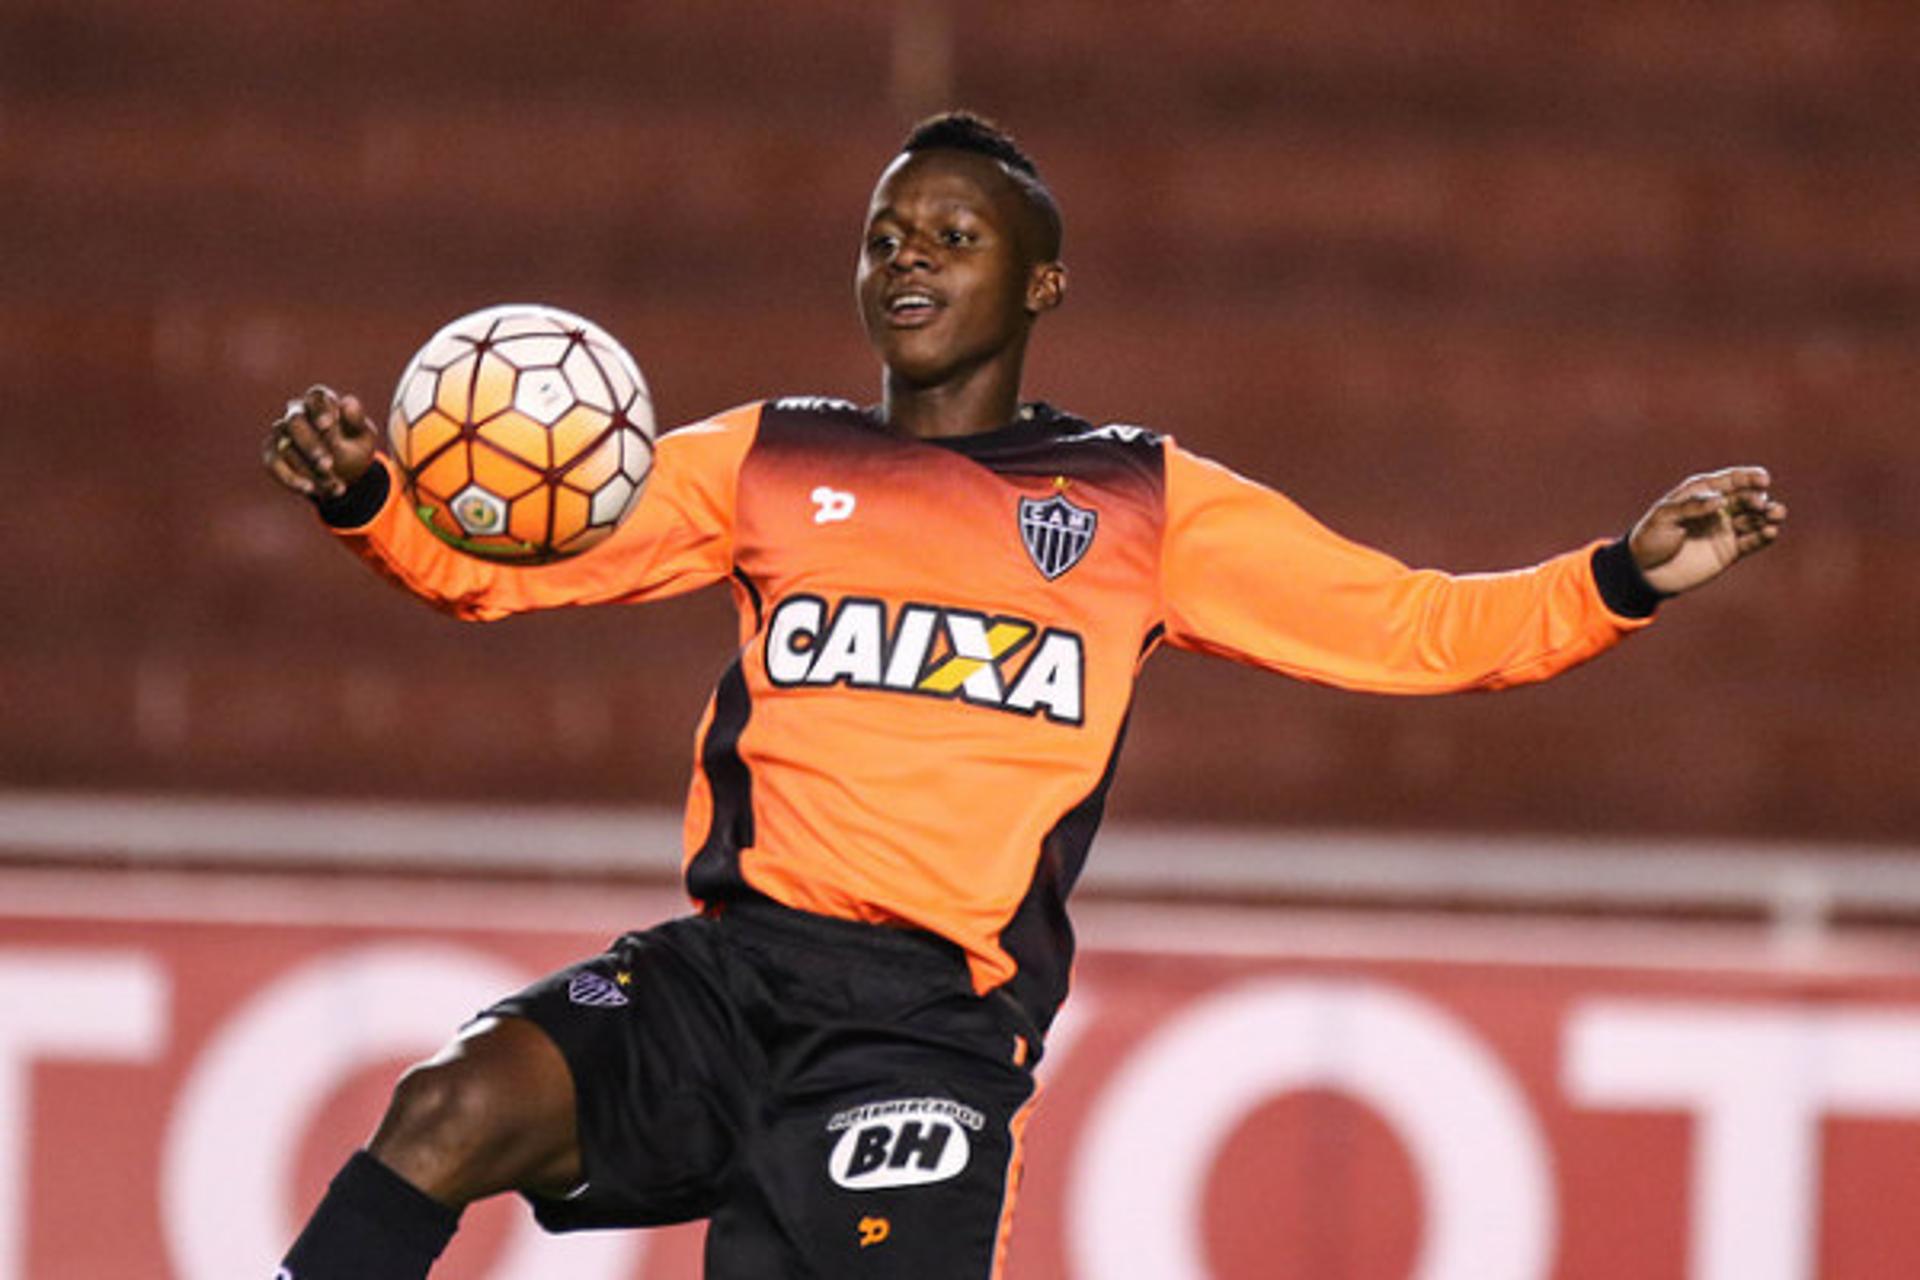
[826,1097,984,1190]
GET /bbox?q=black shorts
[485,898,1044,1279]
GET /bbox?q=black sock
[278,1150,461,1280]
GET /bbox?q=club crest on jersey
[567,971,630,1008]
[1018,493,1097,580]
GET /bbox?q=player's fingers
[1709,465,1769,490]
[302,384,340,422]
[302,391,343,449]
[1731,496,1788,545]
[281,409,327,468]
[337,393,376,440]
[280,404,346,496]
[263,400,310,471]
[1681,465,1770,494]
[1664,488,1727,522]
[1734,523,1782,556]
[262,428,319,495]
[1726,476,1775,514]
[309,402,346,483]
[301,386,346,483]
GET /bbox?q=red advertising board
[4,866,1920,1279]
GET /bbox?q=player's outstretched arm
[1628,466,1788,597]
[256,382,756,622]
[261,385,379,501]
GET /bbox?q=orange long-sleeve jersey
[324,397,1657,1029]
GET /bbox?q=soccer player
[261,112,1786,1279]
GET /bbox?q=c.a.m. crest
[1017,493,1098,580]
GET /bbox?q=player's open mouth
[885,291,940,326]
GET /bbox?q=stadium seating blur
[3,0,1913,843]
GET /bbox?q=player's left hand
[262,385,379,500]
[1629,466,1788,596]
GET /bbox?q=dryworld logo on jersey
[764,594,1084,724]
[826,1097,985,1190]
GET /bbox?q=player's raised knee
[370,1017,579,1203]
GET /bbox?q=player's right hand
[262,385,380,499]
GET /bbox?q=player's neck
[880,357,1026,440]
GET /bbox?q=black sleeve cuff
[313,458,392,529]
[1590,537,1663,619]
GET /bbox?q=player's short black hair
[901,111,1063,260]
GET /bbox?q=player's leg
[277,1013,581,1279]
[370,1014,583,1202]
[469,919,756,1234]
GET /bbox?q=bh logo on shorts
[826,1097,984,1190]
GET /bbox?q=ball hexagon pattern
[386,304,656,562]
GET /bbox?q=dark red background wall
[4,1,1914,843]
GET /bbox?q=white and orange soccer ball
[386,303,656,562]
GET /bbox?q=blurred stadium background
[2,3,1917,1277]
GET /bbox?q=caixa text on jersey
[763,594,1084,725]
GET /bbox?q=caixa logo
[826,1097,985,1190]
[764,594,1085,725]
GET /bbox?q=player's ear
[1026,261,1067,315]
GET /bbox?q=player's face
[856,150,1062,390]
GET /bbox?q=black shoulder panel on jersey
[929,404,1168,498]
[1056,421,1164,449]
[763,395,873,425]
[751,396,890,459]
